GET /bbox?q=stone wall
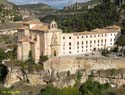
[4,57,125,88]
[44,57,125,73]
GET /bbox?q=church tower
[50,20,58,29]
[44,20,62,57]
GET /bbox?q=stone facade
[17,20,121,63]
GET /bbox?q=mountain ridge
[18,3,55,10]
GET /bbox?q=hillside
[18,3,55,11]
[64,0,125,10]
[0,0,33,23]
[18,3,57,18]
[64,0,101,10]
[40,0,121,32]
[0,0,15,9]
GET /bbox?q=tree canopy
[41,0,120,32]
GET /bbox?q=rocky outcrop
[4,57,125,88]
[4,64,79,88]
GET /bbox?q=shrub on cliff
[79,79,111,95]
[0,49,7,63]
[116,35,125,57]
[39,54,48,64]
[38,79,111,95]
[38,86,61,95]
[101,49,110,57]
[25,50,35,64]
[38,85,81,95]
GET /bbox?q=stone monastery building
[17,20,121,63]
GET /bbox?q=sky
[8,0,89,9]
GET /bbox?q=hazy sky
[8,0,89,9]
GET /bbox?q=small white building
[17,20,121,63]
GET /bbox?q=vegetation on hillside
[64,0,101,10]
[18,3,57,17]
[38,79,110,95]
[41,0,120,32]
[18,3,55,11]
[0,0,22,23]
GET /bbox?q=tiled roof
[23,20,42,24]
[73,25,120,35]
[30,24,49,31]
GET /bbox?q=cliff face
[4,58,125,88]
[4,65,77,88]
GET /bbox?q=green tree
[79,79,110,95]
[38,86,61,95]
[61,86,81,95]
[116,35,125,57]
[39,54,48,64]
[0,49,7,63]
[26,50,35,64]
[14,15,22,21]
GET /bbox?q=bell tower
[49,20,59,57]
[50,20,57,29]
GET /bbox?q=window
[105,34,107,37]
[86,36,88,38]
[102,35,103,37]
[77,42,79,45]
[111,34,112,36]
[98,35,100,37]
[82,41,84,45]
[54,24,56,27]
[90,35,92,38]
[63,42,65,46]
[69,47,71,49]
[110,39,112,42]
[101,40,103,43]
[69,42,71,46]
[77,46,79,49]
[94,40,96,43]
[98,40,100,43]
[63,37,65,39]
[69,37,71,39]
[82,36,84,38]
[94,35,96,37]
[105,39,106,42]
[77,36,79,39]
[69,51,71,54]
[86,41,88,44]
[90,41,92,44]
[82,46,83,48]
